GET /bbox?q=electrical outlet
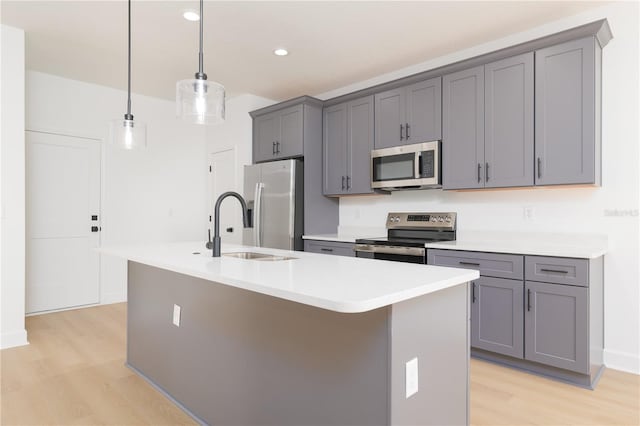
[405,357,418,398]
[173,304,181,327]
[523,206,535,221]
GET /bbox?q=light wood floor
[1,303,638,425]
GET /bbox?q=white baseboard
[1,329,29,350]
[100,292,127,305]
[604,349,640,375]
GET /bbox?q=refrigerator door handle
[253,182,264,247]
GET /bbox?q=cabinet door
[405,77,442,143]
[374,88,405,149]
[347,96,374,194]
[535,38,596,185]
[443,66,485,189]
[471,277,524,359]
[254,112,278,163]
[484,53,534,188]
[524,281,589,374]
[323,103,348,195]
[278,104,304,158]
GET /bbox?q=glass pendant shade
[176,78,225,125]
[109,118,147,150]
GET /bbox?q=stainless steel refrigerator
[242,159,304,251]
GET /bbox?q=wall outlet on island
[173,304,181,327]
[405,357,418,398]
[523,206,535,221]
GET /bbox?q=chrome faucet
[210,191,251,257]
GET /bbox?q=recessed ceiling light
[183,9,200,21]
[274,48,289,56]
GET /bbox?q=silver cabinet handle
[477,163,482,183]
[459,261,480,266]
[400,124,404,141]
[272,141,276,155]
[346,176,351,190]
[485,162,489,182]
[472,282,477,303]
[537,157,542,179]
[540,268,569,274]
[276,141,280,154]
[406,123,410,139]
[527,288,532,311]
[341,176,345,190]
[320,248,334,252]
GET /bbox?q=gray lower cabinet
[535,37,600,185]
[252,104,304,163]
[471,276,524,359]
[443,53,534,189]
[524,281,589,374]
[374,77,441,149]
[323,96,374,196]
[304,240,355,257]
[428,248,603,387]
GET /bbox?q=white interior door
[26,131,101,313]
[208,149,240,244]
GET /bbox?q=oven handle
[354,244,425,257]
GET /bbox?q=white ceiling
[1,1,608,101]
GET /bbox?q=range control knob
[437,217,444,222]
[445,217,452,222]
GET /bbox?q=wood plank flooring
[1,303,638,425]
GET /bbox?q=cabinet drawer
[525,256,588,287]
[427,249,523,280]
[304,240,355,257]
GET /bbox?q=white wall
[26,71,209,305]
[205,94,274,239]
[0,25,28,349]
[318,2,640,374]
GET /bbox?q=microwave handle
[415,152,421,179]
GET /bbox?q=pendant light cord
[126,0,133,119]
[197,0,206,79]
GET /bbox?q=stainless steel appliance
[355,212,456,263]
[371,141,441,191]
[243,159,304,251]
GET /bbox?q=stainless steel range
[355,212,456,264]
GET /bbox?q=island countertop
[100,241,478,314]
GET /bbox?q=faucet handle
[206,229,213,249]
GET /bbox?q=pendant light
[109,0,146,149]
[176,0,225,125]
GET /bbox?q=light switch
[173,304,181,327]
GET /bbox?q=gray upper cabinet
[323,96,374,196]
[443,66,485,189]
[444,53,534,190]
[374,88,404,149]
[253,104,304,163]
[374,77,441,149]
[535,37,599,186]
[471,277,524,359]
[484,53,534,187]
[323,103,348,195]
[525,281,589,374]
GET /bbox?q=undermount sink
[222,252,297,261]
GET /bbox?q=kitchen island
[100,242,479,426]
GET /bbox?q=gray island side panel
[127,261,469,426]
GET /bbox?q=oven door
[354,244,426,264]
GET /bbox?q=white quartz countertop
[302,234,362,243]
[424,231,608,259]
[99,241,478,314]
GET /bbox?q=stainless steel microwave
[371,141,441,191]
